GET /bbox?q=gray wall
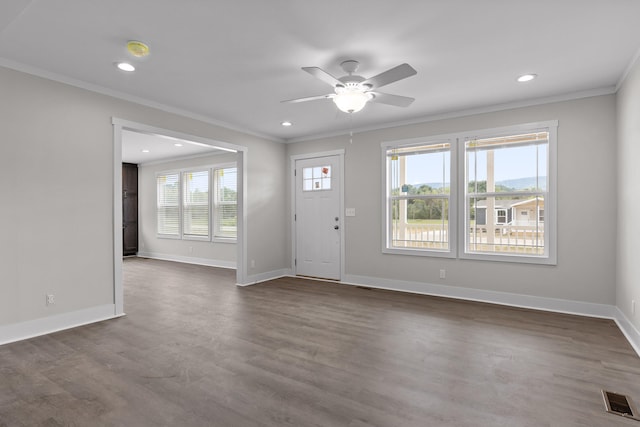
[0,66,287,326]
[137,152,238,266]
[617,58,640,331]
[0,62,625,334]
[287,95,617,304]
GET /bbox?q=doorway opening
[112,118,248,315]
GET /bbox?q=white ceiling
[1,0,639,142]
[121,130,227,164]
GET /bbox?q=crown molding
[0,57,620,146]
[284,86,616,144]
[0,58,283,143]
[616,45,640,92]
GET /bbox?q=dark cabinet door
[122,163,139,256]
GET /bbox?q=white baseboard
[340,274,640,356]
[0,304,122,346]
[137,251,236,269]
[238,268,293,287]
[613,308,640,357]
[3,272,638,359]
[342,274,616,318]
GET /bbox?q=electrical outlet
[250,259,256,268]
[439,269,446,279]
[46,294,55,306]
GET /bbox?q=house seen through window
[466,131,548,257]
[383,121,556,264]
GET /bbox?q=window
[465,129,550,261]
[383,121,556,264]
[182,170,209,239]
[383,140,455,256]
[156,163,237,242]
[157,173,180,237]
[302,166,332,191]
[213,167,237,239]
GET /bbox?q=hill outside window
[383,139,456,258]
[383,121,557,264]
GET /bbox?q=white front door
[295,155,341,280]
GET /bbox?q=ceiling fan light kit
[283,60,417,114]
[333,85,374,113]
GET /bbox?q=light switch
[346,208,356,217]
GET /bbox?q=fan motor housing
[339,75,365,84]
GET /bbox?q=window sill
[156,234,181,240]
[460,251,556,265]
[213,237,237,244]
[183,235,211,242]
[382,247,455,258]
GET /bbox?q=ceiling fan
[282,60,417,113]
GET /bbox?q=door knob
[334,225,339,230]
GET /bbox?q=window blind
[157,173,180,236]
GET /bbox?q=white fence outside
[392,223,544,253]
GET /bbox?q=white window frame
[156,162,237,243]
[212,163,238,243]
[458,121,557,265]
[381,135,457,258]
[381,120,557,265]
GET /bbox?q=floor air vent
[602,390,640,421]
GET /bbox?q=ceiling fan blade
[361,63,417,89]
[281,93,334,104]
[369,91,415,107]
[302,67,344,88]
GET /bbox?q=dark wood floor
[1,258,640,426]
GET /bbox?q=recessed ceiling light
[141,149,150,153]
[174,143,183,147]
[117,62,135,72]
[517,74,537,83]
[281,121,293,127]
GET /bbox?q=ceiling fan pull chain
[349,114,354,144]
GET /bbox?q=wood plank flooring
[1,257,640,426]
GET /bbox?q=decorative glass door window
[303,166,332,191]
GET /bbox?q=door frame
[112,118,248,316]
[290,150,345,281]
